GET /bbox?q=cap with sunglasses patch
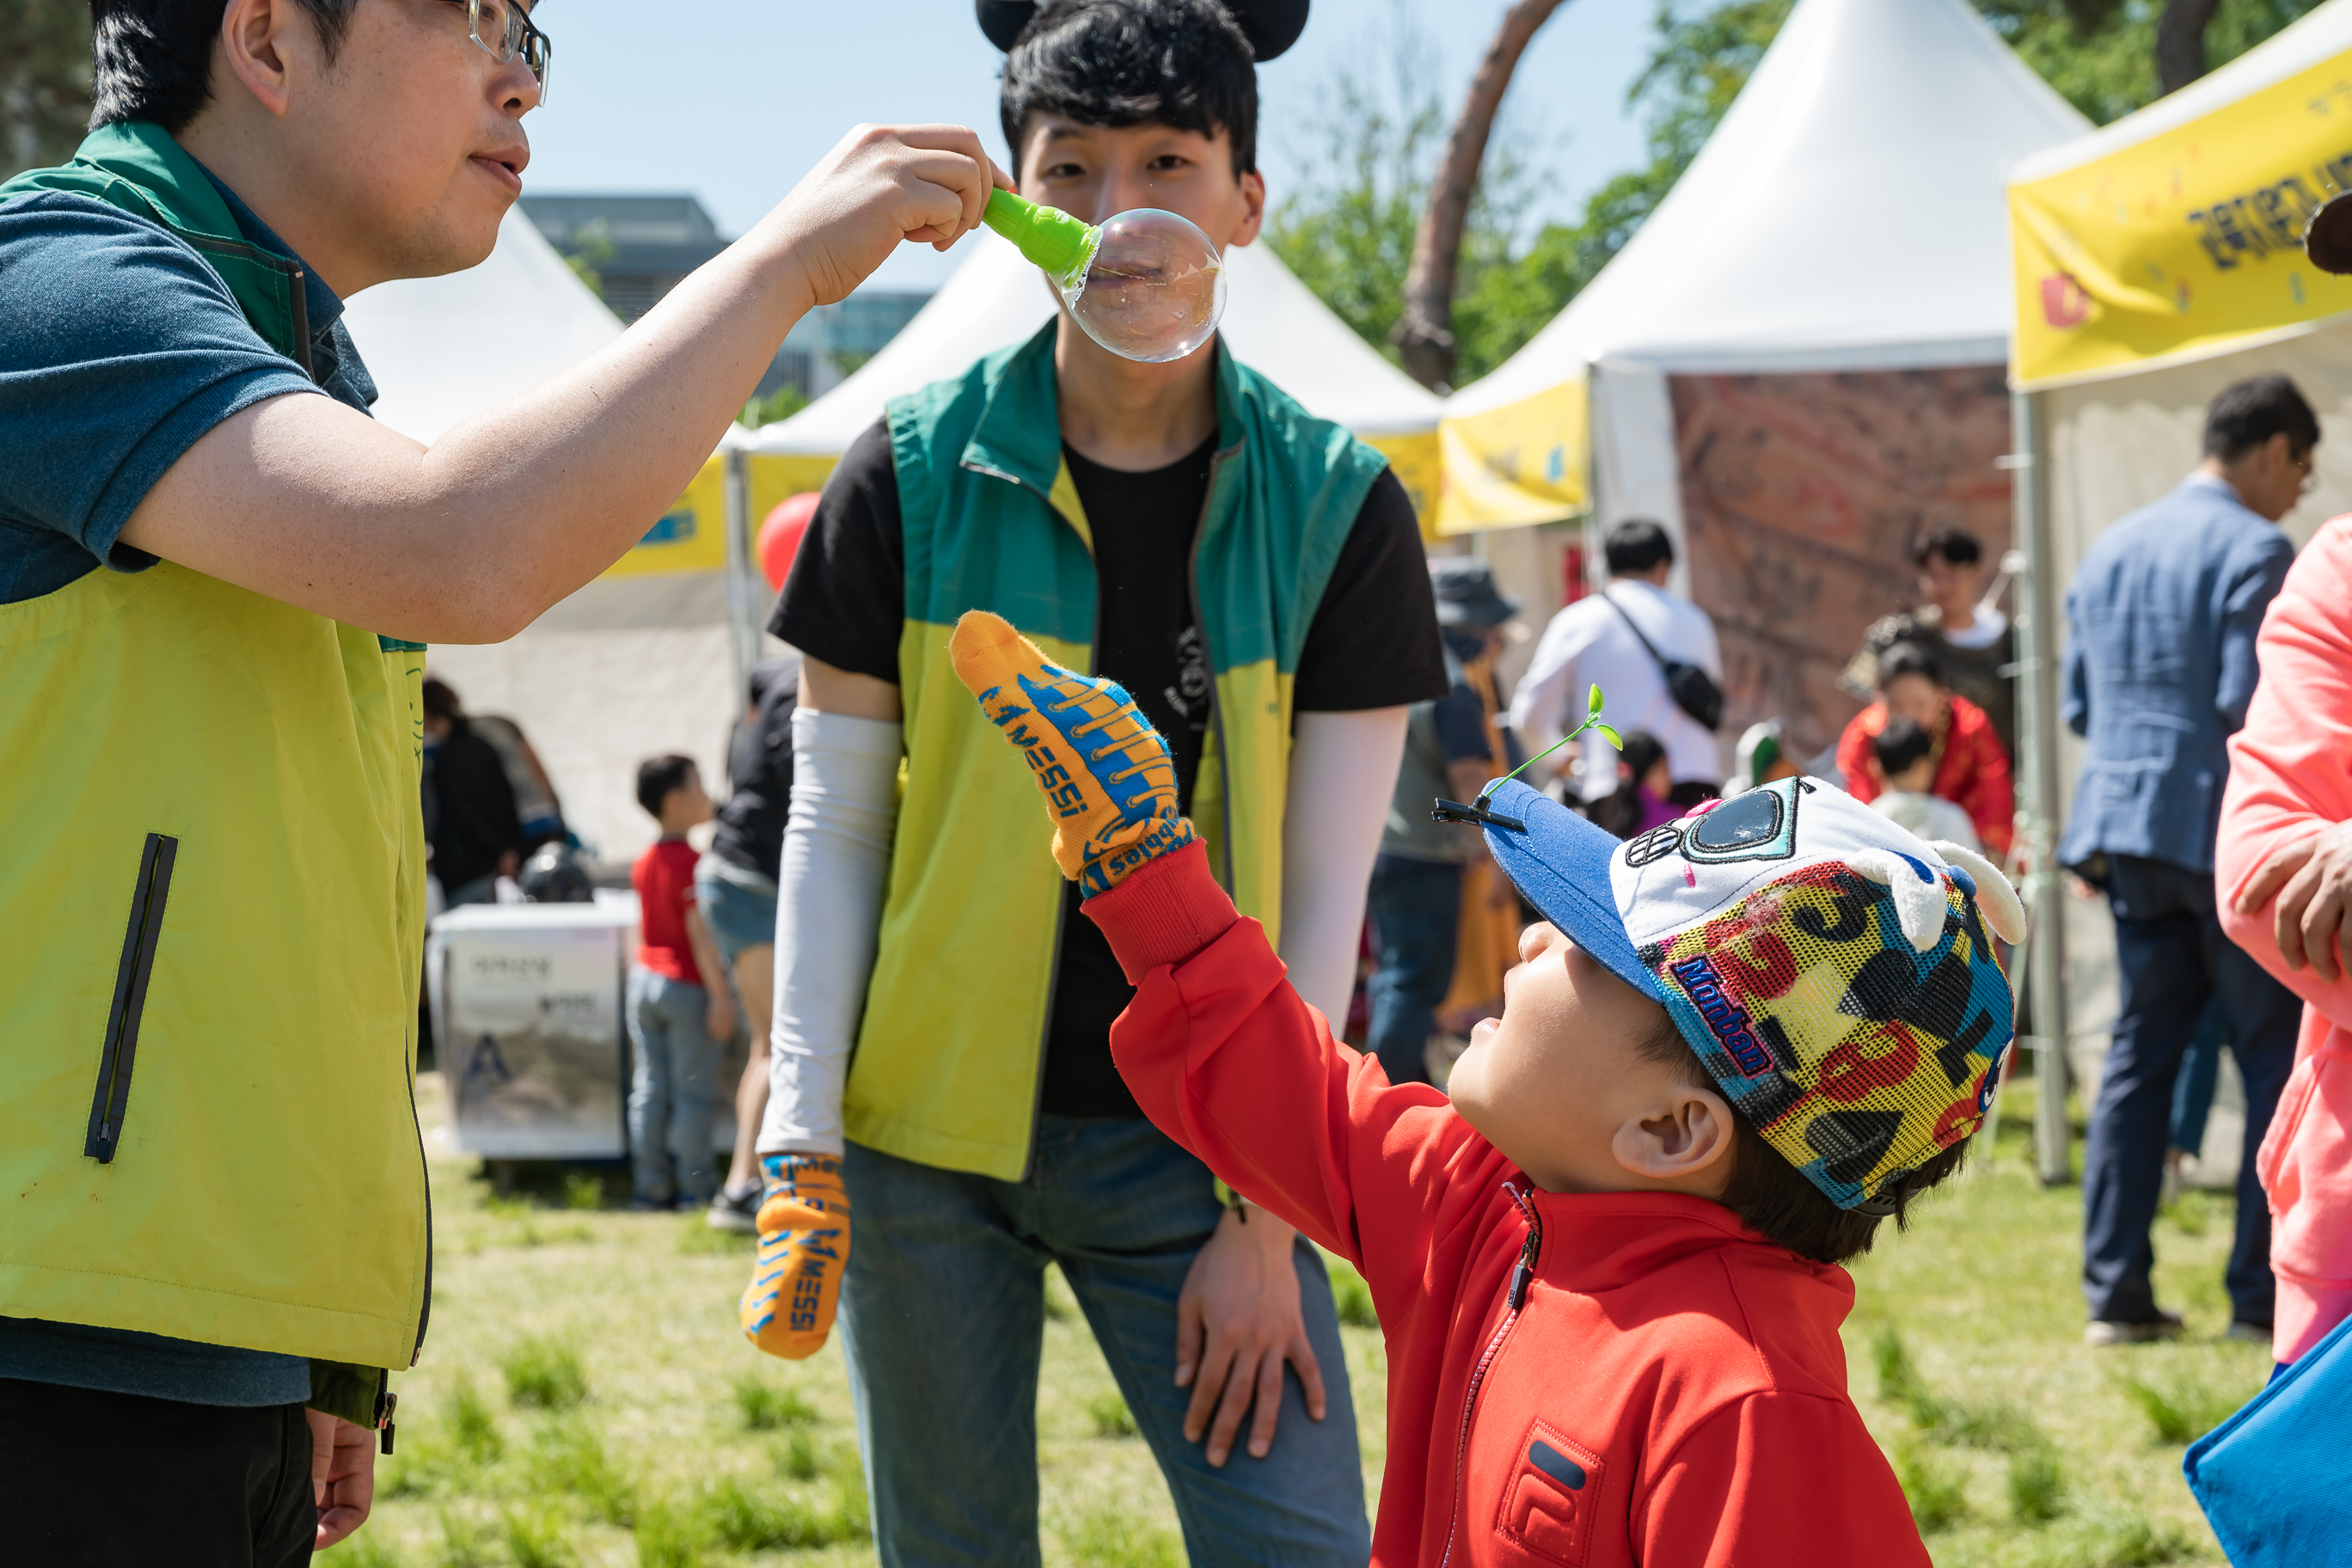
[1467,776,2025,1215]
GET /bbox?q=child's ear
[1867,756,1887,786]
[1612,1084,1736,1191]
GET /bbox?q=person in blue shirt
[2061,374,2312,1348]
[0,1,1000,1559]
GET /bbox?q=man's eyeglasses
[442,0,553,101]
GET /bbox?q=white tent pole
[2008,389,2070,1185]
[722,444,754,707]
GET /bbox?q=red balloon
[757,493,820,591]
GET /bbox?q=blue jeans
[837,1116,1369,1568]
[2084,856,2300,1325]
[1366,854,1463,1087]
[624,965,723,1204]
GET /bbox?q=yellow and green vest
[0,125,432,1406]
[844,321,1389,1179]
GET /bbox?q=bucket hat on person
[1455,775,2025,1215]
[1429,557,1521,630]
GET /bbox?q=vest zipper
[1439,1184,1543,1568]
[84,834,178,1163]
[1190,444,1243,893]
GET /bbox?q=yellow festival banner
[1431,376,1591,535]
[2012,49,2352,388]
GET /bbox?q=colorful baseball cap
[1468,775,2024,1215]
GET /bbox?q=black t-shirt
[773,416,1444,1117]
[710,652,801,880]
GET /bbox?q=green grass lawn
[326,1073,2264,1566]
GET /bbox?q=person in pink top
[2217,514,2352,1366]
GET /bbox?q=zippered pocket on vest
[85,833,177,1163]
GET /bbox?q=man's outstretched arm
[120,126,1002,644]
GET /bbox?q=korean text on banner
[2012,52,2352,389]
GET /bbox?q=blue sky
[518,0,1659,288]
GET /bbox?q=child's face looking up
[1446,922,1738,1199]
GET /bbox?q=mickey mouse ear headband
[976,0,1308,60]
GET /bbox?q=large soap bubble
[983,190,1225,364]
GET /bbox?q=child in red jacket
[941,611,2025,1567]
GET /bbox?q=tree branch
[2156,0,2221,96]
[1393,0,1568,392]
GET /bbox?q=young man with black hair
[2062,372,2316,1347]
[1510,517,1724,808]
[738,2,1442,1560]
[0,1,999,1557]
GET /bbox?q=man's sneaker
[2225,1319,2274,1344]
[707,1182,761,1234]
[2085,1309,2185,1346]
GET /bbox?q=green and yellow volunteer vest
[0,124,432,1375]
[845,321,1389,1179]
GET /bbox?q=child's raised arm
[946,612,1505,1278]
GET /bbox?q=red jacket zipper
[1441,1183,1543,1568]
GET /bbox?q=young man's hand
[741,1153,851,1359]
[764,125,1011,313]
[304,1408,376,1551]
[706,992,738,1044]
[1175,1205,1327,1467]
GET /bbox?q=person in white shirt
[1841,527,2016,756]
[1866,716,1981,853]
[1510,518,1725,804]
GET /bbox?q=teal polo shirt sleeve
[0,191,328,604]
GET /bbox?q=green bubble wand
[1432,684,1621,832]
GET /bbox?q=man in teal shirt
[0,1,998,1558]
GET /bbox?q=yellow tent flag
[2012,51,2352,388]
[1432,377,1589,536]
[601,453,731,579]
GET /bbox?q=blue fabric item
[2058,473,2295,874]
[0,1318,309,1408]
[2082,855,2300,1326]
[626,965,725,1206]
[0,174,372,607]
[2184,1306,2352,1565]
[1479,777,1663,1003]
[1366,854,1466,1087]
[693,856,780,963]
[837,1116,1369,1565]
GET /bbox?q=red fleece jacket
[1088,842,1928,1568]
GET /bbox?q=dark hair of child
[1909,526,1981,568]
[90,0,359,130]
[998,0,1260,175]
[420,677,459,723]
[635,755,697,820]
[2203,372,2319,462]
[1602,518,1675,577]
[1877,640,1944,690]
[1633,1012,1971,1264]
[1873,716,1935,780]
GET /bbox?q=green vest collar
[959,319,1248,499]
[4,121,312,368]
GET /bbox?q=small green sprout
[1485,684,1620,804]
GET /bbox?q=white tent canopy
[342,206,623,444]
[741,236,1443,456]
[1438,0,2091,548]
[342,210,740,866]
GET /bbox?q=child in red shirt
[628,755,738,1210]
[934,611,2027,1567]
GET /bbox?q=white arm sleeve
[1277,707,1410,1026]
[758,707,902,1156]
